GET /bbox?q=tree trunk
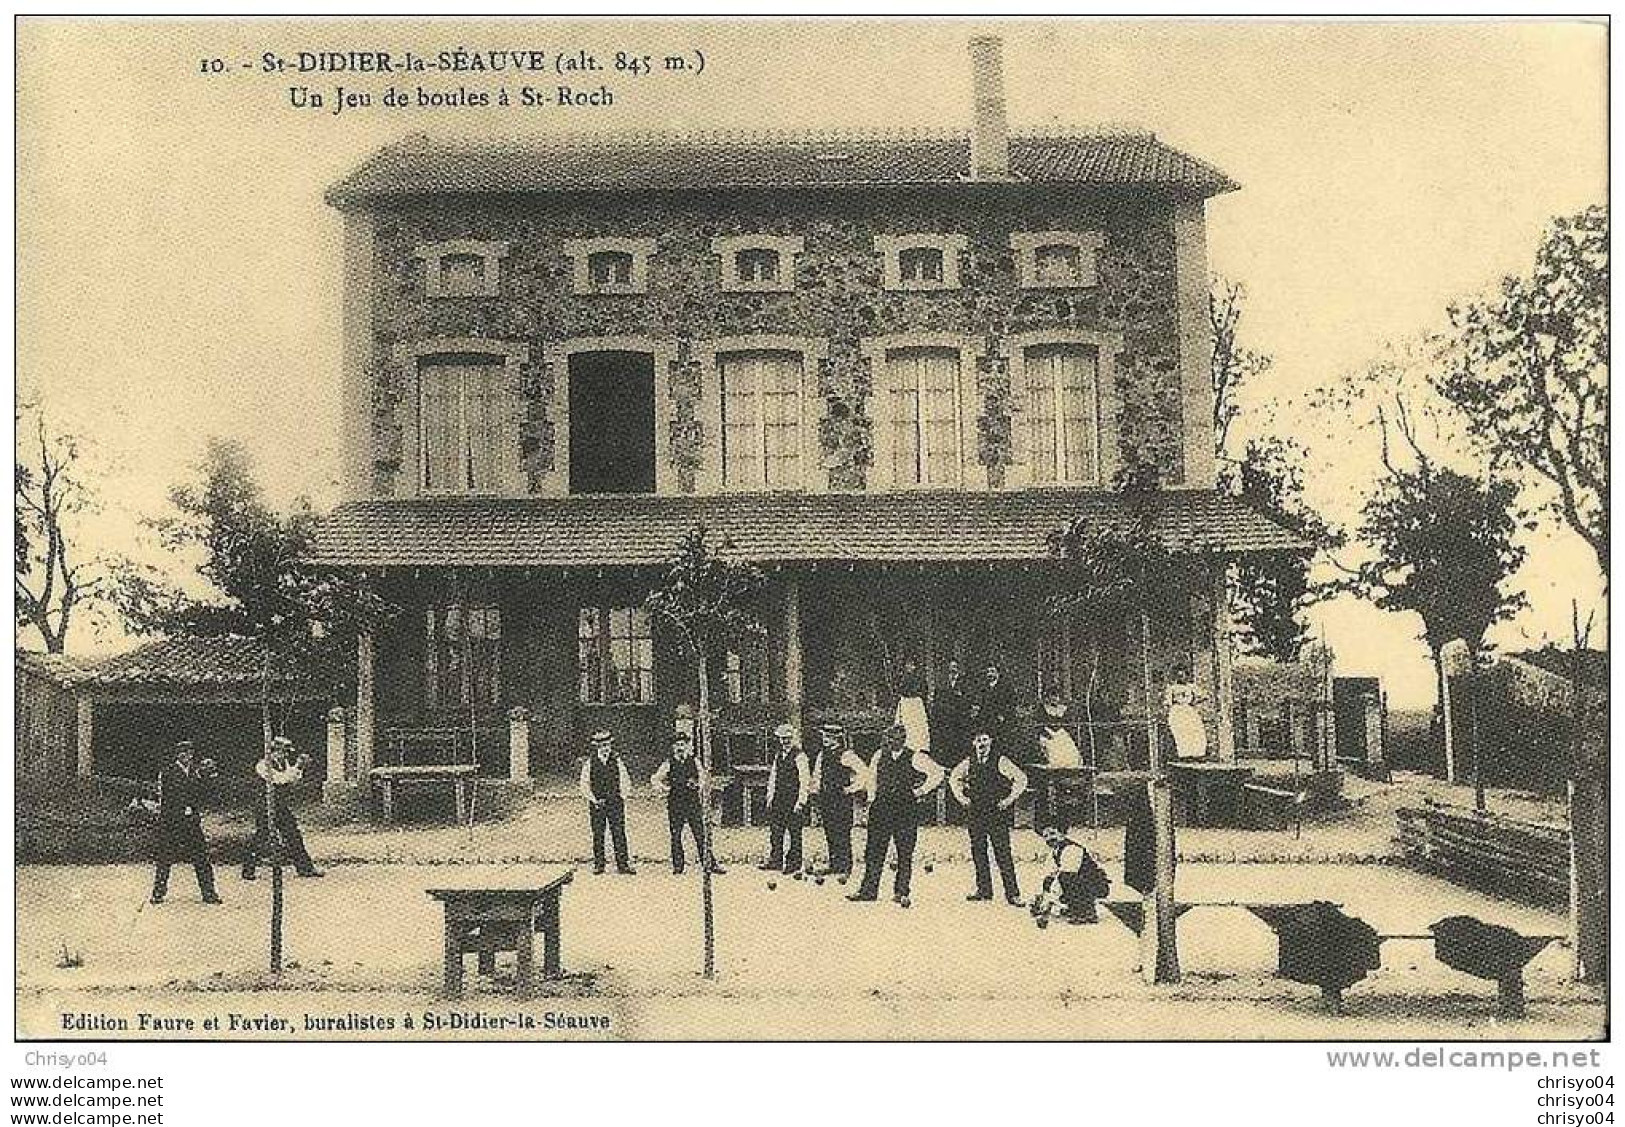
[1436,650,1457,785]
[696,658,718,980]
[1141,608,1179,983]
[261,650,283,974]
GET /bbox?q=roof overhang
[310,489,1307,571]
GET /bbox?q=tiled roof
[310,489,1304,569]
[70,636,299,689]
[327,129,1238,205]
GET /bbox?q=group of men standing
[147,736,323,906]
[580,710,1036,912]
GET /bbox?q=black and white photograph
[10,13,1609,1092]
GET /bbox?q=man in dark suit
[931,660,974,767]
[948,730,1028,905]
[972,661,1018,750]
[242,736,323,879]
[150,741,221,905]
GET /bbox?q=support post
[322,706,349,802]
[785,576,804,733]
[75,695,95,779]
[1212,567,1236,762]
[356,629,376,781]
[508,706,531,783]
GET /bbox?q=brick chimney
[968,36,1010,181]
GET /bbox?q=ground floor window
[724,634,773,705]
[579,606,654,704]
[426,603,501,709]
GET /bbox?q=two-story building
[311,38,1302,796]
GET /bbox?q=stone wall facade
[350,186,1208,498]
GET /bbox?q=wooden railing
[1395,801,1569,906]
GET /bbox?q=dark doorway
[569,351,656,494]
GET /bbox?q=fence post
[508,707,531,783]
[322,707,350,804]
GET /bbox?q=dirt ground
[18,853,1600,1042]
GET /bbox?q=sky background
[16,18,1608,706]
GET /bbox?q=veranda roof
[310,488,1305,569]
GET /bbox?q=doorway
[568,351,656,494]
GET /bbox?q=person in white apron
[894,658,931,756]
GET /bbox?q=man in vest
[848,722,945,908]
[948,729,1028,905]
[650,730,723,876]
[760,722,810,875]
[242,736,322,880]
[579,730,635,875]
[810,722,865,880]
[150,740,221,905]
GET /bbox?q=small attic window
[899,247,944,284]
[441,253,486,295]
[1034,244,1083,286]
[874,234,966,291]
[563,237,657,295]
[413,239,510,299]
[736,249,779,284]
[711,234,803,293]
[1011,231,1105,290]
[589,251,634,288]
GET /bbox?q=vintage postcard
[13,16,1608,1047]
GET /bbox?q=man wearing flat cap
[848,722,945,908]
[579,730,635,875]
[810,722,865,880]
[243,736,322,880]
[650,730,723,876]
[760,722,810,875]
[151,740,221,904]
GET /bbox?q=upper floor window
[426,603,502,710]
[884,346,963,487]
[414,239,510,299]
[563,237,657,295]
[1011,231,1104,290]
[737,249,779,284]
[712,235,803,293]
[419,353,504,494]
[720,350,803,490]
[874,234,967,291]
[1025,343,1101,484]
[589,251,634,288]
[898,247,944,285]
[578,606,654,704]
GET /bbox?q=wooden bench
[1102,899,1563,1017]
[427,868,574,997]
[370,763,478,824]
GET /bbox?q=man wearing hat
[948,730,1028,905]
[810,722,866,879]
[848,722,944,907]
[242,736,322,880]
[650,730,723,876]
[579,730,635,875]
[760,722,810,875]
[151,741,221,904]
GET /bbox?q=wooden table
[1168,761,1254,827]
[427,868,574,997]
[370,763,478,823]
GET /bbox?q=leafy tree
[1049,467,1212,984]
[1210,278,1332,662]
[1438,205,1608,584]
[644,526,765,979]
[1345,398,1528,783]
[15,408,114,653]
[115,437,390,975]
